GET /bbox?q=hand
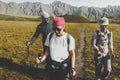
[96,51,102,57]
[36,57,42,64]
[111,54,115,61]
[95,48,101,55]
[26,41,31,46]
[112,54,115,58]
[70,68,76,76]
[95,47,99,52]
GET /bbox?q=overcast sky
[0,0,120,7]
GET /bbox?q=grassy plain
[0,21,82,80]
[0,21,120,80]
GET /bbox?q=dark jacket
[29,21,53,46]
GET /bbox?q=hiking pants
[95,54,112,80]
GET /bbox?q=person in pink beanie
[36,17,76,80]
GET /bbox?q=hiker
[36,17,76,80]
[26,11,54,69]
[91,17,115,80]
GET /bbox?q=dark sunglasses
[42,17,49,20]
[100,25,107,27]
[53,28,62,32]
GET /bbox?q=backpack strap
[49,32,54,42]
[96,30,101,45]
[67,34,70,52]
[107,30,111,45]
[48,32,54,54]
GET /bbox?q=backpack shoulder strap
[96,30,99,36]
[49,32,54,42]
[107,30,111,45]
[96,30,100,45]
[67,34,70,52]
[107,30,111,40]
[48,32,54,52]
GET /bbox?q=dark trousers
[50,68,70,80]
[49,58,70,80]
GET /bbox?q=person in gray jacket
[26,11,54,70]
[91,17,115,80]
[26,12,53,51]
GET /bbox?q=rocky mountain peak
[0,1,120,20]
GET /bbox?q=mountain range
[0,1,120,20]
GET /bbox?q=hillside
[0,14,91,23]
[0,14,41,21]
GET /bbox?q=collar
[98,29,110,35]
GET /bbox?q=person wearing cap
[91,17,114,80]
[26,11,53,50]
[36,17,76,80]
[26,12,53,71]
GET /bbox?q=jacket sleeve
[91,32,99,50]
[29,24,42,45]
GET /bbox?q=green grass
[0,21,82,80]
[0,20,120,80]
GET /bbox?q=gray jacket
[29,21,54,46]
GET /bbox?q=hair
[63,29,67,32]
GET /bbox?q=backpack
[96,30,111,45]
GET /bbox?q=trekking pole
[26,46,30,66]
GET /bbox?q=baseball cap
[99,17,109,26]
[41,11,50,18]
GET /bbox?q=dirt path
[75,26,86,80]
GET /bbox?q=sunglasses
[53,28,62,32]
[100,25,107,27]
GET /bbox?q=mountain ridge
[0,1,120,20]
